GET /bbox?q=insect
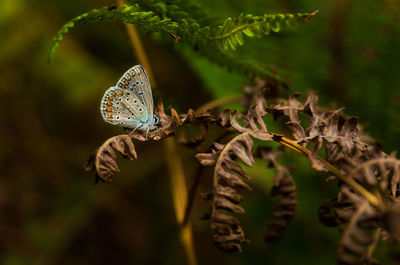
[100,65,159,134]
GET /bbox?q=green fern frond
[48,5,179,62]
[48,1,317,81]
[205,12,314,51]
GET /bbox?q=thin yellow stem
[274,136,381,208]
[165,138,197,265]
[115,1,197,264]
[116,0,157,88]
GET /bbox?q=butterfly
[100,65,159,133]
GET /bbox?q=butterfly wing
[100,86,148,129]
[116,65,154,118]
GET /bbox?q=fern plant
[49,1,400,264]
[48,2,317,79]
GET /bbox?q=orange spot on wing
[125,81,129,85]
[111,92,116,96]
[118,91,123,96]
[107,102,112,106]
[106,108,111,112]
[108,96,113,100]
[108,114,113,121]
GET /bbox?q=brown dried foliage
[196,134,254,252]
[336,188,381,265]
[255,146,297,243]
[85,78,400,264]
[267,91,400,264]
[83,135,137,183]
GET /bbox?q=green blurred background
[0,0,399,264]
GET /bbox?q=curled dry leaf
[255,146,297,243]
[318,197,344,227]
[337,188,380,265]
[195,133,255,252]
[83,135,137,183]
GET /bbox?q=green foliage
[48,4,179,62]
[48,2,316,79]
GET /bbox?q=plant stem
[116,1,197,264]
[116,0,157,88]
[165,138,197,265]
[273,135,381,208]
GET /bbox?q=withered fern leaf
[84,135,137,183]
[255,146,297,243]
[196,133,255,252]
[337,188,381,265]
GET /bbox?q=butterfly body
[100,65,159,132]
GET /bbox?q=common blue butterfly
[100,65,159,133]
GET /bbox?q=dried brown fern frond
[196,133,255,252]
[268,92,370,172]
[194,104,281,251]
[336,148,400,197]
[255,146,297,243]
[84,135,137,183]
[337,188,381,265]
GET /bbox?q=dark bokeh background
[0,0,399,264]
